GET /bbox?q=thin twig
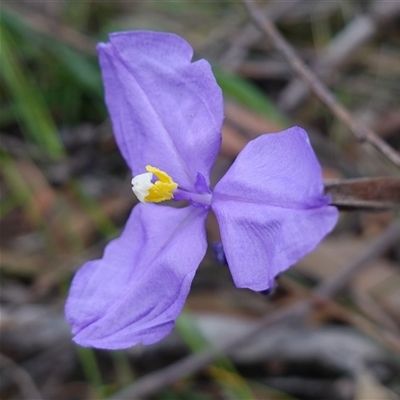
[220,0,303,71]
[110,220,400,400]
[350,289,400,336]
[0,353,44,400]
[278,0,400,111]
[243,0,400,169]
[278,14,376,112]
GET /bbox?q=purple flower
[65,31,338,349]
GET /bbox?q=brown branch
[242,0,400,169]
[324,177,400,210]
[110,219,400,400]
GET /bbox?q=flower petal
[65,204,208,349]
[212,201,338,291]
[212,127,338,290]
[97,31,223,190]
[213,127,330,208]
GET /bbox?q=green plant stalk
[111,351,136,388]
[176,312,256,400]
[77,347,106,399]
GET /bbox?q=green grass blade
[2,7,102,98]
[69,179,118,239]
[214,68,289,127]
[0,24,65,159]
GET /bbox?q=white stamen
[131,172,153,203]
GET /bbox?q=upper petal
[213,127,329,208]
[65,204,208,349]
[98,31,223,190]
[212,127,338,290]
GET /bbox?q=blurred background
[1,1,400,399]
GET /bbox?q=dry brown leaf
[220,123,249,158]
[297,237,399,294]
[0,249,53,276]
[355,368,398,400]
[224,101,284,136]
[297,236,365,280]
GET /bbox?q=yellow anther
[144,165,178,203]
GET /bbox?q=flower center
[131,166,177,203]
[131,167,212,209]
